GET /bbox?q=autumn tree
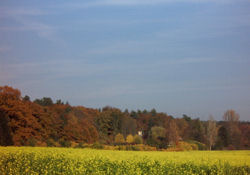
[115,133,125,144]
[126,134,134,144]
[0,86,42,146]
[239,122,250,149]
[223,110,241,149]
[166,119,179,146]
[206,116,217,150]
[0,110,13,145]
[136,112,150,139]
[53,105,99,144]
[175,118,188,141]
[1,85,250,150]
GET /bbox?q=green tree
[121,115,137,136]
[149,126,167,148]
[130,110,138,119]
[216,126,229,149]
[23,95,30,102]
[56,99,64,105]
[134,135,143,144]
[34,97,53,106]
[183,114,191,122]
[190,118,206,143]
[150,108,157,116]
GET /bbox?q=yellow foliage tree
[126,134,134,144]
[115,133,125,144]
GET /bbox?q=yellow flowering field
[0,147,249,175]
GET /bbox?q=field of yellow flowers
[0,147,249,175]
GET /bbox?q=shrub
[27,137,37,147]
[59,139,71,147]
[114,144,156,151]
[135,144,157,151]
[76,142,86,148]
[178,141,193,151]
[36,141,47,147]
[187,140,207,150]
[134,135,143,144]
[91,142,104,149]
[70,141,78,148]
[167,141,199,151]
[46,139,55,147]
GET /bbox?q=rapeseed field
[0,147,249,175]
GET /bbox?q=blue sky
[1,0,250,120]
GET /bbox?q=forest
[0,85,249,150]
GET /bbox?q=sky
[0,0,250,121]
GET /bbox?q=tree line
[0,86,249,150]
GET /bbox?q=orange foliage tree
[0,86,42,146]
